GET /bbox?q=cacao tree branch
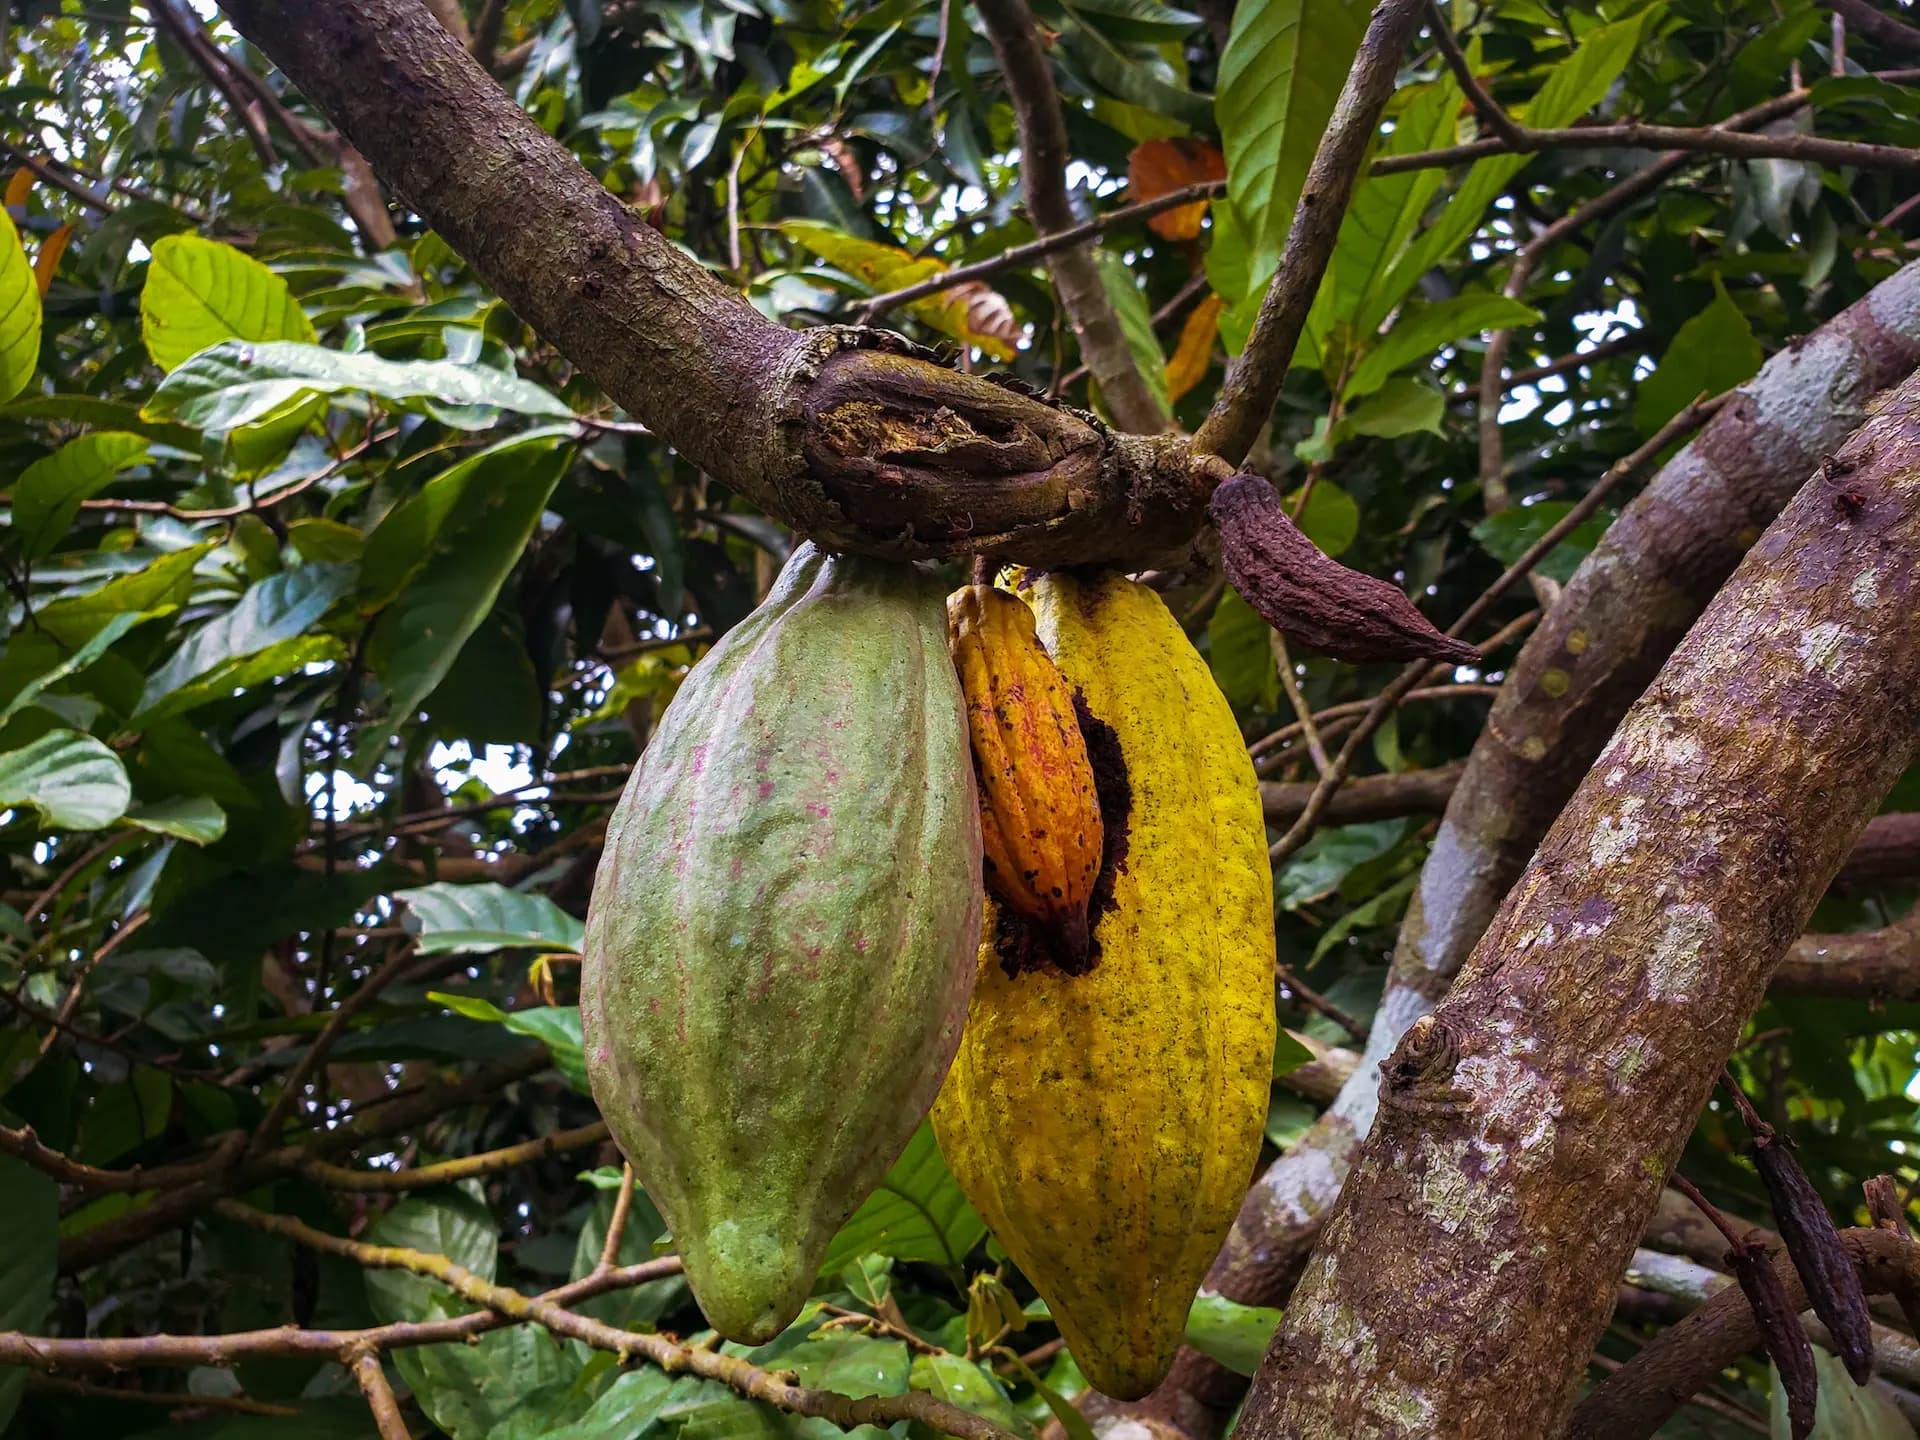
[974,0,1170,434]
[347,1345,411,1440]
[1127,263,1920,1440]
[297,1121,612,1191]
[210,1202,1022,1440]
[1829,0,1920,55]
[1772,908,1920,998]
[1573,1230,1920,1439]
[1239,368,1920,1437]
[210,0,1207,567]
[1194,0,1427,466]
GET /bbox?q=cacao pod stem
[1208,472,1480,666]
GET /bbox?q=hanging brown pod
[1729,1239,1818,1440]
[1754,1132,1875,1386]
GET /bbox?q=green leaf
[1058,5,1213,130]
[818,1121,987,1273]
[1183,1293,1283,1377]
[1286,481,1359,559]
[144,340,574,431]
[0,611,147,727]
[138,562,357,715]
[909,1353,1022,1432]
[1272,1027,1317,1078]
[430,994,587,1093]
[366,441,568,734]
[0,1146,57,1430]
[1632,278,1763,435]
[9,432,153,559]
[140,234,318,373]
[1217,0,1371,282]
[124,795,228,844]
[1379,8,1662,309]
[1207,589,1278,711]
[1275,820,1408,910]
[0,729,132,830]
[1769,1347,1916,1438]
[1345,378,1444,438]
[0,394,200,451]
[32,544,217,650]
[1330,76,1463,336]
[138,634,348,725]
[1471,500,1616,585]
[287,517,365,565]
[1092,249,1170,417]
[1343,294,1540,401]
[1308,869,1418,965]
[399,880,587,954]
[0,211,42,404]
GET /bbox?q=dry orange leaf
[4,167,33,210]
[34,223,71,296]
[1166,293,1224,403]
[1128,138,1226,241]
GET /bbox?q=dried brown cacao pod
[1730,1239,1818,1439]
[1208,472,1480,666]
[1755,1132,1875,1385]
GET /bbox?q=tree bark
[1238,370,1920,1437]
[211,0,1205,569]
[1130,263,1920,1440]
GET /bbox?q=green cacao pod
[581,541,983,1344]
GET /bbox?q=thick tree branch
[1773,908,1920,998]
[974,0,1169,434]
[212,0,1206,567]
[1240,369,1920,1437]
[1194,0,1426,465]
[1572,1229,1920,1439]
[1830,0,1920,55]
[1261,763,1464,826]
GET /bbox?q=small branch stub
[1209,473,1481,665]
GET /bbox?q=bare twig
[857,182,1225,322]
[1268,393,1722,863]
[596,1163,637,1273]
[1506,332,1646,387]
[299,1121,611,1192]
[1374,118,1920,176]
[40,911,149,1057]
[1427,1,1524,145]
[1272,632,1330,776]
[975,0,1169,433]
[347,1346,412,1440]
[1196,0,1427,465]
[208,1202,1022,1440]
[1275,963,1367,1040]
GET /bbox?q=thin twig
[1275,963,1367,1040]
[208,1202,1021,1440]
[1272,631,1331,776]
[1196,0,1427,465]
[39,911,149,1058]
[1268,393,1721,863]
[347,1346,411,1440]
[1427,1,1524,145]
[596,1163,637,1273]
[299,1121,611,1192]
[1374,118,1920,176]
[0,138,114,213]
[1506,333,1645,387]
[857,182,1225,321]
[80,429,396,519]
[1670,1172,1755,1253]
[974,0,1168,433]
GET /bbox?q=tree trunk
[1236,371,1920,1437]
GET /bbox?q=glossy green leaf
[430,994,588,1092]
[138,562,357,715]
[0,211,42,403]
[1275,820,1409,910]
[1472,501,1617,586]
[0,1145,57,1430]
[1093,248,1170,417]
[399,880,587,954]
[1273,1028,1317,1077]
[1217,0,1370,282]
[1207,589,1278,711]
[140,233,318,372]
[818,1122,987,1273]
[1343,294,1540,401]
[366,441,567,733]
[1059,4,1213,129]
[144,339,574,431]
[30,544,216,650]
[1633,278,1763,434]
[0,611,147,727]
[1286,480,1360,559]
[909,1353,1023,1431]
[0,394,200,450]
[0,729,132,830]
[9,432,152,558]
[1184,1292,1283,1376]
[1345,377,1444,438]
[124,794,228,844]
[136,633,348,724]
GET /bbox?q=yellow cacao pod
[932,569,1276,1401]
[947,583,1104,968]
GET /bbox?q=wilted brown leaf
[1166,293,1224,402]
[1128,138,1227,241]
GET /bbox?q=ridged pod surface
[932,569,1276,1399]
[582,542,983,1344]
[948,583,1104,968]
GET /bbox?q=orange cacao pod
[947,582,1103,968]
